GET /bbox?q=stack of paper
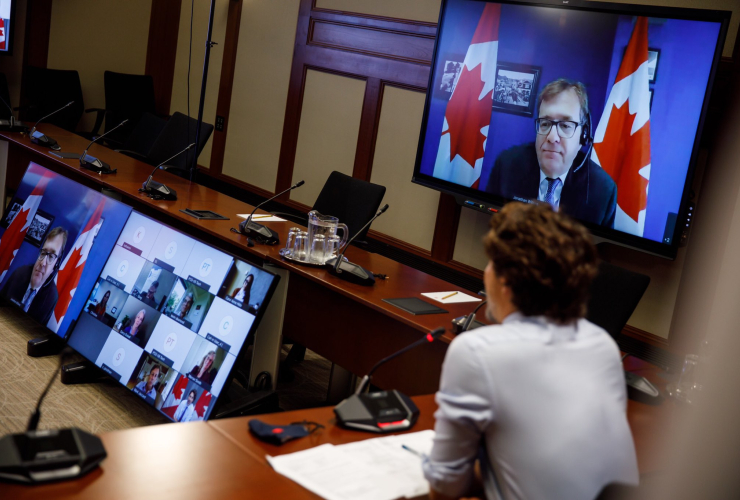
[267,430,435,500]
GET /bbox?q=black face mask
[248,419,324,446]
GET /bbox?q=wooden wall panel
[146,0,182,116]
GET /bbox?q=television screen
[413,0,729,258]
[0,163,132,338]
[0,0,14,54]
[67,211,279,422]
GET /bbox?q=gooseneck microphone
[79,119,129,174]
[0,349,108,483]
[139,143,195,201]
[0,93,22,131]
[325,204,389,286]
[29,101,74,151]
[334,327,446,433]
[237,180,305,245]
[461,295,488,332]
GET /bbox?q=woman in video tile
[123,309,148,347]
[91,290,110,317]
[230,273,254,306]
[189,350,218,385]
[174,389,198,423]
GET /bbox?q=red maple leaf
[53,243,85,320]
[593,102,650,222]
[445,63,492,167]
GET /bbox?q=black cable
[27,348,74,432]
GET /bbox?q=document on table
[236,214,287,222]
[422,291,482,304]
[266,430,435,500]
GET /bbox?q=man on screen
[0,226,68,325]
[135,364,161,400]
[485,79,617,228]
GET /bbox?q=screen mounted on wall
[412,0,730,258]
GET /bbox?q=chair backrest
[103,71,156,142]
[586,261,650,341]
[145,112,214,172]
[0,72,11,121]
[312,171,386,241]
[120,112,168,159]
[21,66,84,131]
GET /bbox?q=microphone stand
[139,143,195,201]
[0,94,27,132]
[237,180,305,245]
[79,119,129,174]
[325,204,389,286]
[29,101,74,151]
[190,0,217,183]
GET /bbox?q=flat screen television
[412,0,730,258]
[0,162,132,338]
[66,211,279,422]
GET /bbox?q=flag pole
[191,0,217,182]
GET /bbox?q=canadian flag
[0,19,5,50]
[47,199,105,332]
[194,391,212,420]
[0,170,52,281]
[161,375,190,418]
[592,17,652,237]
[432,3,500,188]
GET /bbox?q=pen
[441,291,458,300]
[401,444,423,457]
[252,215,273,219]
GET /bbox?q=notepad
[382,297,448,315]
[236,214,286,222]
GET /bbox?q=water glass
[284,228,299,258]
[326,235,341,261]
[310,234,326,264]
[293,231,309,261]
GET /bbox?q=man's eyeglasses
[535,118,581,139]
[37,250,59,263]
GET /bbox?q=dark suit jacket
[485,143,617,228]
[0,264,59,325]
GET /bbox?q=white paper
[236,214,286,223]
[267,430,435,500]
[422,291,482,304]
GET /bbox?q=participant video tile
[146,225,196,276]
[217,259,273,315]
[116,211,163,258]
[130,260,177,312]
[99,245,146,293]
[163,278,214,333]
[159,374,213,422]
[83,277,129,328]
[179,241,233,293]
[198,296,255,356]
[112,296,162,348]
[143,315,198,372]
[181,336,230,394]
[94,330,144,383]
[127,352,173,407]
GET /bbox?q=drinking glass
[284,228,299,258]
[326,235,341,261]
[310,234,326,264]
[293,231,309,261]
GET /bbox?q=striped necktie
[22,288,37,312]
[544,177,562,207]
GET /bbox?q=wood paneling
[146,0,182,116]
[23,0,52,69]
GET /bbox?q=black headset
[579,108,593,148]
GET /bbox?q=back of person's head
[537,78,589,122]
[483,202,597,323]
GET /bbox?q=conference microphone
[0,94,26,132]
[79,119,129,174]
[334,327,446,433]
[29,101,74,151]
[0,349,107,484]
[325,203,389,286]
[237,180,305,245]
[139,143,195,201]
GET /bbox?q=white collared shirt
[538,168,570,208]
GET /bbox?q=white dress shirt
[538,168,569,208]
[423,312,638,500]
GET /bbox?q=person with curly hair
[423,202,637,500]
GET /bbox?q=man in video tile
[485,79,617,228]
[139,281,160,309]
[135,364,160,399]
[0,227,68,325]
[174,389,198,423]
[189,351,218,386]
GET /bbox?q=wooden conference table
[1,388,673,499]
[0,124,484,395]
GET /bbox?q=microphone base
[80,155,116,175]
[140,180,177,201]
[0,117,28,133]
[325,258,375,286]
[0,428,106,484]
[30,131,61,151]
[334,390,419,433]
[237,219,279,245]
[27,334,66,358]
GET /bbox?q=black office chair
[145,112,214,173]
[116,112,168,161]
[20,66,89,133]
[97,71,157,148]
[283,172,386,370]
[586,261,650,342]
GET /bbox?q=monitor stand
[27,334,66,358]
[60,361,109,385]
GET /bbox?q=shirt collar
[539,167,570,186]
